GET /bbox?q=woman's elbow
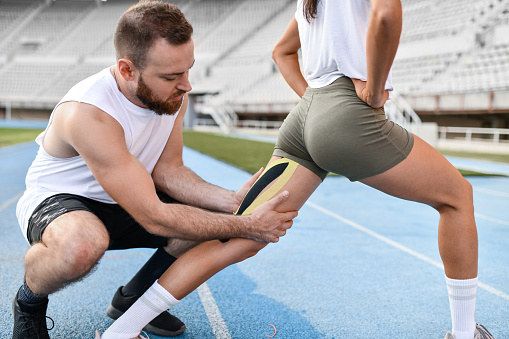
[372,1,402,27]
[272,47,281,64]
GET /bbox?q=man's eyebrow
[160,60,195,76]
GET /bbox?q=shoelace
[20,313,54,338]
[476,323,495,339]
[137,331,150,339]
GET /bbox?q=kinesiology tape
[220,158,298,243]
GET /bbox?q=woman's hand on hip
[351,78,389,108]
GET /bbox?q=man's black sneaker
[106,286,186,337]
[12,292,53,339]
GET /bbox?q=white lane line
[475,213,509,227]
[0,192,23,213]
[306,201,509,301]
[474,187,509,198]
[197,283,232,339]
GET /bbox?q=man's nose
[178,75,192,93]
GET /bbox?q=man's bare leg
[24,211,110,295]
[13,211,109,338]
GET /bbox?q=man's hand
[233,168,264,212]
[245,190,298,243]
[351,78,389,109]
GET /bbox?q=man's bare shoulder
[44,101,123,158]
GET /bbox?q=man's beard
[136,75,184,116]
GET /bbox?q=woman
[98,1,493,338]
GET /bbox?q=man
[12,1,297,338]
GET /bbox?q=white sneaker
[444,324,495,339]
[94,330,149,339]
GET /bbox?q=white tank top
[296,0,393,90]
[16,67,180,237]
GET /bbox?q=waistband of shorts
[304,76,354,95]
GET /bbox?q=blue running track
[0,138,508,338]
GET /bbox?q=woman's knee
[434,176,473,214]
[230,240,267,263]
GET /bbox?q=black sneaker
[106,286,186,337]
[12,292,54,339]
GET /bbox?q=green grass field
[1,128,506,177]
[182,130,275,174]
[0,128,44,148]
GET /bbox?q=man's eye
[164,78,176,81]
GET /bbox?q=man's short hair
[114,0,193,70]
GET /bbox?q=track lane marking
[197,282,232,339]
[474,187,509,198]
[0,192,23,214]
[306,201,509,301]
[475,213,509,227]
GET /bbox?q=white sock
[102,280,179,339]
[446,276,477,339]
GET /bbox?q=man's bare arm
[60,102,295,242]
[152,96,253,214]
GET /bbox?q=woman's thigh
[360,135,472,208]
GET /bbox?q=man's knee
[43,216,109,278]
[66,238,108,275]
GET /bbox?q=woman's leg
[158,156,323,299]
[360,135,477,278]
[360,135,478,339]
[101,157,322,338]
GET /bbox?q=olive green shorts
[273,76,414,182]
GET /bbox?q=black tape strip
[236,162,289,215]
[220,162,289,243]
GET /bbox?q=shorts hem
[348,135,415,182]
[272,149,328,181]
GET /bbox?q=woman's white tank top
[296,0,393,90]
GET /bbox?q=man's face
[135,38,194,115]
[136,73,185,115]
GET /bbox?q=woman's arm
[352,0,402,108]
[272,18,308,98]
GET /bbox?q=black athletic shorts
[26,191,180,250]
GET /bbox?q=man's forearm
[147,203,251,241]
[156,165,237,213]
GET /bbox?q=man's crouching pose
[12,2,296,338]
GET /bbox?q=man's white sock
[446,276,477,339]
[102,280,179,339]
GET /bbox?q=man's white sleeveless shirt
[16,67,180,238]
[295,0,393,90]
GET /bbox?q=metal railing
[438,126,509,144]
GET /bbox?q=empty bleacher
[0,0,508,133]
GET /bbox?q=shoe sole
[106,304,186,337]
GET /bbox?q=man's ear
[117,59,138,81]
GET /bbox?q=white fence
[438,126,509,154]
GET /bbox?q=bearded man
[12,1,296,338]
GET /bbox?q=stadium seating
[0,0,508,121]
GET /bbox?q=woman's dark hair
[303,0,320,23]
[114,0,193,69]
